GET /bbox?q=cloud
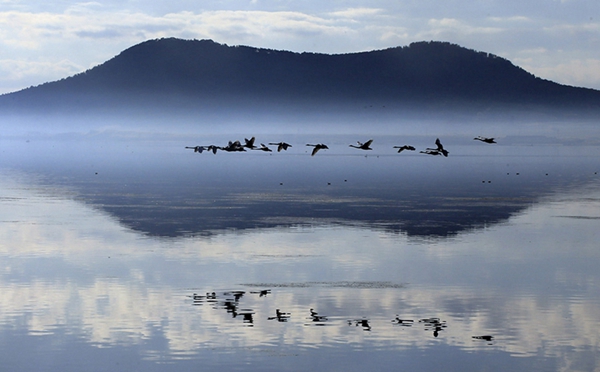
[423,18,503,37]
[0,58,83,93]
[487,15,532,23]
[328,7,383,19]
[523,59,600,88]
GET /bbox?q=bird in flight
[256,143,272,152]
[185,146,205,153]
[393,145,416,153]
[243,137,257,149]
[426,138,449,157]
[474,136,496,144]
[306,143,329,156]
[269,142,292,152]
[349,139,373,150]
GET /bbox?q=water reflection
[0,137,600,370]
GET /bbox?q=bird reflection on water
[349,318,372,331]
[268,309,291,322]
[419,317,447,337]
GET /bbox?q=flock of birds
[188,289,494,342]
[186,136,497,156]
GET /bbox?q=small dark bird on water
[269,142,292,152]
[306,143,329,156]
[349,139,373,150]
[474,136,497,144]
[393,145,416,153]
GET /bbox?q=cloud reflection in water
[1,139,600,371]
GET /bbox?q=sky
[0,0,599,94]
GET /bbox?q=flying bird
[306,143,329,156]
[349,139,373,150]
[256,143,272,152]
[185,146,206,153]
[206,145,219,154]
[269,142,292,152]
[474,136,497,144]
[393,145,416,153]
[244,137,257,149]
[426,138,449,157]
[222,140,246,152]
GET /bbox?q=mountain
[1,38,599,118]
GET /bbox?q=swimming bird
[269,142,292,152]
[393,145,416,153]
[474,136,496,144]
[306,143,329,156]
[349,139,373,150]
[244,137,257,149]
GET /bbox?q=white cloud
[424,18,503,37]
[524,59,600,88]
[487,15,531,23]
[328,7,383,19]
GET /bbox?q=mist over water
[1,116,600,371]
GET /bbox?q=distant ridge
[1,38,599,117]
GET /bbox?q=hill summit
[1,38,599,117]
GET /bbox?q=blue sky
[0,0,599,94]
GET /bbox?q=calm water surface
[0,134,599,371]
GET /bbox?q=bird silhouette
[349,139,373,150]
[306,143,329,156]
[222,140,246,152]
[474,136,496,144]
[206,145,219,154]
[255,143,272,152]
[420,149,442,156]
[393,145,416,153]
[426,138,449,157]
[244,137,257,149]
[269,142,292,152]
[185,146,206,153]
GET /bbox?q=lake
[1,132,599,371]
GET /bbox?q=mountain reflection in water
[3,136,597,239]
[0,135,600,371]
